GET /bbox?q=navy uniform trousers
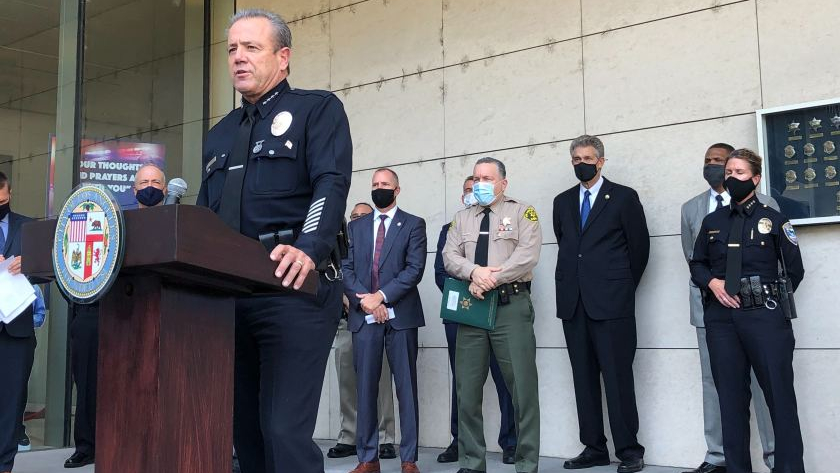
[705,301,804,473]
[70,303,99,456]
[233,274,341,473]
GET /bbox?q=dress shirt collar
[242,79,291,119]
[579,176,604,199]
[373,205,398,222]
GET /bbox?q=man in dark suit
[432,175,517,464]
[552,135,650,473]
[342,168,427,473]
[0,171,35,473]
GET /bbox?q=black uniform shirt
[198,79,352,265]
[689,195,804,291]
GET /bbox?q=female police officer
[689,149,805,473]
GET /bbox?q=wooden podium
[22,204,317,473]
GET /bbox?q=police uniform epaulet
[288,88,333,98]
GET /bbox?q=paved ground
[13,440,686,473]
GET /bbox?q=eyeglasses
[571,156,600,165]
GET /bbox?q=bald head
[134,164,167,208]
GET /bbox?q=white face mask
[463,191,477,208]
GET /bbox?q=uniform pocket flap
[251,138,297,159]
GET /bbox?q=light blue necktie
[0,224,6,252]
[580,190,591,229]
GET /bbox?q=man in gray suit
[342,168,427,473]
[680,143,775,473]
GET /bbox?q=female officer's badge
[271,111,293,136]
[53,184,125,304]
[757,218,772,234]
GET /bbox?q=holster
[778,275,797,319]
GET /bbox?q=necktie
[218,103,257,231]
[371,215,388,291]
[474,207,491,266]
[580,190,591,229]
[0,225,5,252]
[716,194,724,210]
[724,207,744,296]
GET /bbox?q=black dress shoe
[64,451,95,468]
[617,458,644,473]
[327,443,357,458]
[379,443,397,459]
[502,445,516,464]
[564,451,610,469]
[437,442,458,463]
[682,462,726,473]
[456,469,485,473]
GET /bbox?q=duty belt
[738,276,782,310]
[497,281,531,306]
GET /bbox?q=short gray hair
[570,134,605,159]
[229,9,292,52]
[475,157,506,179]
[134,163,166,186]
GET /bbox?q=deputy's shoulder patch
[782,222,798,246]
[449,218,456,231]
[523,206,539,222]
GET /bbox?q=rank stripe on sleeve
[302,197,326,234]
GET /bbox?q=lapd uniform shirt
[442,195,542,284]
[198,80,352,265]
[689,195,804,291]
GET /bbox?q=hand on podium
[269,244,315,290]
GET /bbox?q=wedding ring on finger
[294,260,304,267]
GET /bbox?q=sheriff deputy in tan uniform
[442,156,541,473]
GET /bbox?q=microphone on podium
[163,178,188,205]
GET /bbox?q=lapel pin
[605,194,610,200]
[397,222,402,227]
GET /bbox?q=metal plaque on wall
[757,97,840,225]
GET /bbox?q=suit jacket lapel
[356,213,374,288]
[378,209,405,265]
[569,189,582,235]
[582,178,613,234]
[695,192,709,227]
[2,213,15,255]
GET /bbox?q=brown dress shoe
[349,461,380,473]
[401,461,420,473]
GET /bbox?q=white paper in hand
[365,307,396,324]
[0,256,36,323]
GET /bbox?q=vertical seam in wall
[579,0,587,134]
[328,0,333,92]
[753,0,764,108]
[440,0,447,221]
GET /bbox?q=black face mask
[703,164,725,189]
[0,202,9,220]
[724,176,756,203]
[136,186,164,207]
[574,162,598,182]
[371,188,396,209]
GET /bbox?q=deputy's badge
[804,167,816,182]
[502,216,513,231]
[809,117,822,132]
[460,297,472,310]
[757,217,772,234]
[804,143,816,157]
[53,184,125,304]
[788,121,801,134]
[784,145,796,158]
[826,165,837,180]
[252,140,265,154]
[271,111,293,137]
[825,141,836,155]
[782,222,798,246]
[523,206,539,222]
[785,170,797,183]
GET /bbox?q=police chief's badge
[825,141,836,155]
[523,206,539,222]
[460,297,472,310]
[782,222,798,246]
[785,170,797,183]
[53,184,125,304]
[804,143,815,157]
[757,217,772,234]
[271,111,293,136]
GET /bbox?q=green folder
[440,278,498,330]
